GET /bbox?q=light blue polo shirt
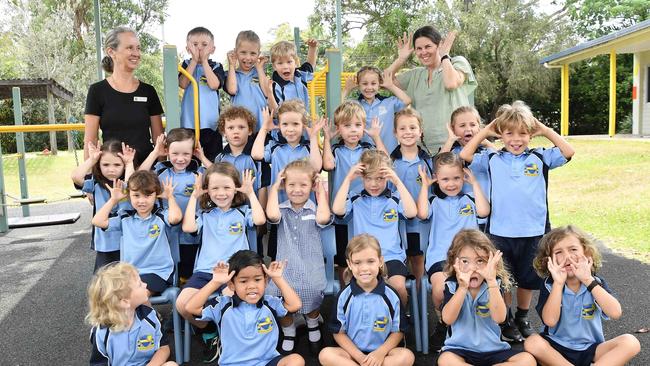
[359,95,406,154]
[424,190,480,271]
[472,147,568,237]
[199,294,288,366]
[154,160,204,262]
[90,305,167,366]
[329,277,406,353]
[272,62,313,112]
[228,67,268,131]
[106,207,174,280]
[215,140,262,193]
[82,176,132,252]
[180,59,226,131]
[328,141,374,199]
[340,188,406,263]
[536,276,610,351]
[442,278,510,353]
[192,206,254,274]
[263,134,311,202]
[450,142,492,202]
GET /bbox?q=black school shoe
[514,316,535,338]
[307,324,323,355]
[430,321,448,353]
[500,317,524,343]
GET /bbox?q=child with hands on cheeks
[319,234,414,366]
[265,160,332,355]
[438,230,535,366]
[91,170,181,297]
[72,140,136,271]
[524,226,640,366]
[185,250,304,366]
[332,150,417,305]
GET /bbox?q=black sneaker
[202,334,221,363]
[430,321,447,353]
[514,316,535,338]
[500,319,524,343]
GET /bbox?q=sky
[158,0,316,62]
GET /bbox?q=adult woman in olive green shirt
[386,26,477,152]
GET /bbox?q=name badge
[301,214,316,221]
[133,96,148,102]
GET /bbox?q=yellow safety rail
[0,123,85,133]
[306,62,355,119]
[177,65,201,145]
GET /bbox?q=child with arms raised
[87,262,177,366]
[524,226,640,366]
[185,250,304,366]
[438,229,535,366]
[319,234,414,366]
[268,39,318,112]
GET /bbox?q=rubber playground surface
[0,201,647,365]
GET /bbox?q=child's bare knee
[523,334,545,354]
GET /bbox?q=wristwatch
[440,54,451,63]
[586,277,601,292]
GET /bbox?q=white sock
[281,323,296,351]
[306,315,321,342]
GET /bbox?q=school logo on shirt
[524,163,539,176]
[199,75,208,86]
[459,204,474,216]
[251,76,260,85]
[581,303,597,319]
[416,175,423,185]
[383,209,398,222]
[475,302,491,317]
[378,106,388,116]
[257,316,274,334]
[183,183,194,197]
[373,316,388,331]
[229,222,243,235]
[136,334,155,351]
[148,224,161,239]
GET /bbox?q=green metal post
[326,49,342,119]
[293,27,302,58]
[335,0,342,50]
[0,142,8,233]
[94,0,103,81]
[12,87,30,217]
[163,45,180,131]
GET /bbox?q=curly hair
[217,106,256,134]
[86,262,140,332]
[533,225,603,278]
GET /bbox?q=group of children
[79,25,641,366]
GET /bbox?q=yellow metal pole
[0,123,85,133]
[177,65,200,146]
[560,64,569,136]
[608,50,617,137]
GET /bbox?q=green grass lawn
[1,139,648,262]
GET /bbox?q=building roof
[541,19,650,66]
[0,79,73,101]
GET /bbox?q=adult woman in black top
[84,26,164,165]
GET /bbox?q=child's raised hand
[365,117,383,141]
[396,32,414,61]
[463,167,476,185]
[570,255,594,284]
[546,256,567,285]
[191,173,205,198]
[380,70,395,89]
[379,166,398,184]
[476,250,502,284]
[261,106,277,132]
[227,50,238,68]
[118,143,136,165]
[86,140,102,162]
[306,38,318,49]
[152,134,167,157]
[272,170,286,191]
[531,118,548,137]
[235,169,255,196]
[484,120,500,138]
[211,261,235,284]
[418,164,435,187]
[347,163,366,180]
[344,74,357,92]
[105,179,126,202]
[187,43,200,62]
[453,257,472,289]
[322,118,338,142]
[256,55,269,69]
[194,141,206,161]
[446,122,460,141]
[159,176,177,200]
[438,31,457,58]
[263,260,287,279]
[307,117,327,139]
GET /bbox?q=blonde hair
[493,100,537,135]
[235,30,261,49]
[86,262,139,332]
[282,160,317,191]
[346,234,386,277]
[356,66,383,84]
[277,99,309,125]
[270,40,299,63]
[334,100,366,127]
[444,229,512,290]
[434,151,464,172]
[533,225,603,278]
[102,26,136,73]
[450,105,482,128]
[359,149,392,176]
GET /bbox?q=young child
[87,262,178,366]
[268,39,318,112]
[332,150,417,304]
[91,170,181,295]
[460,100,575,341]
[179,26,226,161]
[390,107,432,290]
[266,160,332,354]
[138,129,206,280]
[343,66,412,154]
[175,162,265,362]
[319,234,414,366]
[71,140,135,271]
[438,229,535,366]
[225,30,272,131]
[322,100,385,287]
[524,226,640,366]
[185,250,304,366]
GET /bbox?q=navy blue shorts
[197,128,223,162]
[386,260,409,278]
[427,260,447,279]
[334,223,349,267]
[140,273,172,294]
[178,244,199,279]
[93,250,120,273]
[490,234,543,289]
[443,347,522,366]
[184,271,213,289]
[265,355,283,366]
[541,334,599,366]
[403,232,424,256]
